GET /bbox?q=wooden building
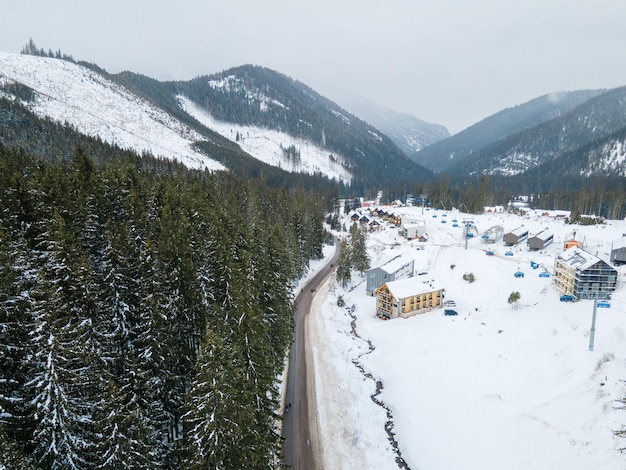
[504,226,529,246]
[374,277,443,319]
[528,230,554,250]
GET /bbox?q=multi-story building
[553,247,617,300]
[374,277,443,319]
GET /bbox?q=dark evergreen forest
[0,143,328,468]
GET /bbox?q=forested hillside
[0,143,328,468]
[414,89,605,173]
[178,65,432,192]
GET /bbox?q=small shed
[610,237,626,265]
[564,239,582,250]
[528,230,554,250]
[504,226,529,246]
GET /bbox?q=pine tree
[26,210,100,469]
[336,238,353,287]
[350,223,370,275]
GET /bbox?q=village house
[400,221,427,240]
[368,219,381,232]
[553,247,618,300]
[374,277,443,319]
[365,255,415,296]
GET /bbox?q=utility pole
[589,298,598,351]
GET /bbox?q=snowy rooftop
[508,225,529,236]
[373,255,414,275]
[530,229,553,241]
[383,276,442,299]
[556,246,607,272]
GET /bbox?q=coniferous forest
[0,143,328,468]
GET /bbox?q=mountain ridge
[0,52,433,192]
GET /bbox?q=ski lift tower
[418,194,428,215]
[463,219,477,249]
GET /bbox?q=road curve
[282,240,340,469]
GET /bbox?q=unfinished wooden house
[374,277,443,319]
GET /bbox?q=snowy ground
[307,207,626,470]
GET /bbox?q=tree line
[0,144,328,468]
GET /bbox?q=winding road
[282,241,340,469]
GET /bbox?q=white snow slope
[0,52,225,171]
[309,207,626,470]
[177,95,353,184]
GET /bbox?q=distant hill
[175,65,433,190]
[415,90,606,173]
[446,86,626,181]
[324,91,450,163]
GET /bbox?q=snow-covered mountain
[0,52,225,172]
[414,89,606,174]
[177,95,352,183]
[175,65,432,187]
[450,86,626,180]
[0,52,433,187]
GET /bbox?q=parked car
[560,294,574,302]
[444,309,458,316]
[444,300,456,307]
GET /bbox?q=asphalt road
[282,241,340,469]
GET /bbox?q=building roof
[530,229,553,241]
[557,247,602,271]
[382,276,442,299]
[507,226,529,236]
[369,255,414,276]
[403,222,424,229]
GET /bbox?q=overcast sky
[3,1,626,134]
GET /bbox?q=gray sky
[3,1,626,134]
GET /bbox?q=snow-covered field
[309,206,626,470]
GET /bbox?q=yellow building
[374,277,444,319]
